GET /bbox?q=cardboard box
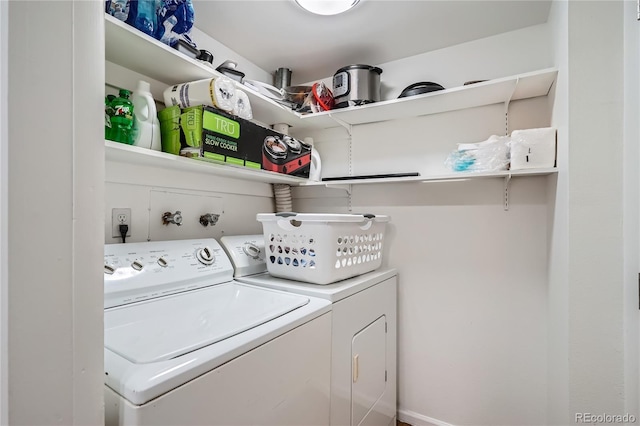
[200,107,311,178]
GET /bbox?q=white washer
[104,238,332,426]
[220,235,398,426]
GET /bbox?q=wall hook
[162,211,183,226]
[199,213,220,227]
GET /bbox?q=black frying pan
[398,82,445,98]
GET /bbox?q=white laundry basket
[256,213,390,285]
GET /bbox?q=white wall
[6,1,104,424]
[623,0,640,417]
[104,163,275,244]
[0,0,7,423]
[546,1,636,422]
[567,1,626,416]
[545,0,570,423]
[303,23,552,104]
[189,26,272,84]
[377,23,552,101]
[294,24,554,426]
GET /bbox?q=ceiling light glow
[295,0,361,16]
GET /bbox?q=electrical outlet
[112,208,132,238]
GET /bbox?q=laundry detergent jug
[132,80,161,151]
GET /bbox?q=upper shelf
[105,14,214,84]
[296,68,558,131]
[105,14,306,128]
[105,14,557,133]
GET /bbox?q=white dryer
[220,235,398,426]
[103,238,332,426]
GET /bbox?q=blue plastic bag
[155,0,195,47]
[125,0,160,37]
[106,0,130,22]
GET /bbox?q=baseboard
[397,408,455,426]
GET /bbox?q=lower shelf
[300,168,557,211]
[104,140,309,185]
[302,168,558,187]
[105,140,557,189]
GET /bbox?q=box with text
[201,107,311,178]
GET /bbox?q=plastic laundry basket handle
[274,214,303,231]
[359,220,373,231]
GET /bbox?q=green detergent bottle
[106,89,135,145]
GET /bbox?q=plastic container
[256,213,390,285]
[106,89,134,145]
[131,81,161,150]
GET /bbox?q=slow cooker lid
[282,136,301,153]
[335,64,383,75]
[264,136,288,159]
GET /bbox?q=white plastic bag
[445,135,510,172]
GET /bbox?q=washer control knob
[157,257,168,267]
[196,247,215,265]
[104,264,116,275]
[243,243,261,259]
[131,260,144,271]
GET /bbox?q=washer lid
[105,283,309,364]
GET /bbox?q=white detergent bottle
[132,80,161,150]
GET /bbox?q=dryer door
[351,315,387,426]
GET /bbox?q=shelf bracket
[503,173,512,211]
[324,183,352,195]
[504,78,518,136]
[327,113,353,137]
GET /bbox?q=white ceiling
[192,0,552,84]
